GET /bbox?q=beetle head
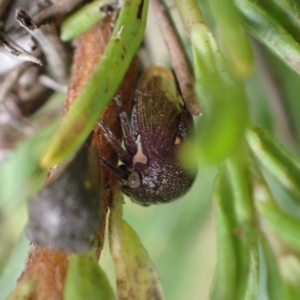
[118,156,195,206]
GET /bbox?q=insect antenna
[100,157,127,180]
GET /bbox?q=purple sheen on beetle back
[99,65,197,206]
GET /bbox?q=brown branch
[15,9,70,84]
[151,0,201,116]
[0,30,42,65]
[16,83,54,116]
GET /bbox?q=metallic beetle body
[99,66,196,206]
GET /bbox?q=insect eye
[127,171,141,189]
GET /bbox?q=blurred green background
[1,0,300,299]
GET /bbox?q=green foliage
[211,168,237,300]
[64,253,116,300]
[0,233,30,299]
[236,0,300,75]
[0,120,57,213]
[247,126,300,200]
[175,0,249,164]
[109,201,165,300]
[60,0,112,42]
[2,0,300,299]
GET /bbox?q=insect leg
[100,157,127,180]
[97,120,132,165]
[114,96,137,155]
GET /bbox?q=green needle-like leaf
[227,155,259,300]
[211,167,237,300]
[251,158,300,252]
[0,120,57,212]
[227,154,258,299]
[60,0,113,42]
[236,0,300,75]
[244,248,259,300]
[64,253,116,300]
[260,235,287,300]
[109,196,165,300]
[209,0,253,77]
[175,0,249,164]
[247,126,300,201]
[256,192,300,251]
[254,0,300,42]
[258,202,300,299]
[0,233,31,299]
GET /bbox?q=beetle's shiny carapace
[99,65,197,206]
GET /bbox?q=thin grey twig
[0,30,42,65]
[0,62,29,103]
[39,75,68,93]
[16,8,69,84]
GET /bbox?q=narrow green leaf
[248,149,300,298]
[211,167,237,300]
[173,0,205,33]
[249,0,300,43]
[64,253,116,300]
[175,0,248,164]
[60,0,113,42]
[279,255,300,299]
[227,154,253,226]
[260,235,287,300]
[247,126,300,201]
[260,229,300,300]
[244,247,259,300]
[6,278,34,300]
[0,233,30,299]
[251,161,300,252]
[209,0,253,77]
[41,0,149,168]
[109,197,165,300]
[193,43,249,163]
[256,192,300,251]
[236,0,300,75]
[0,120,57,212]
[226,155,259,300]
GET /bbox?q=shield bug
[26,137,101,253]
[98,65,197,206]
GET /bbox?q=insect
[99,65,197,206]
[26,137,101,253]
